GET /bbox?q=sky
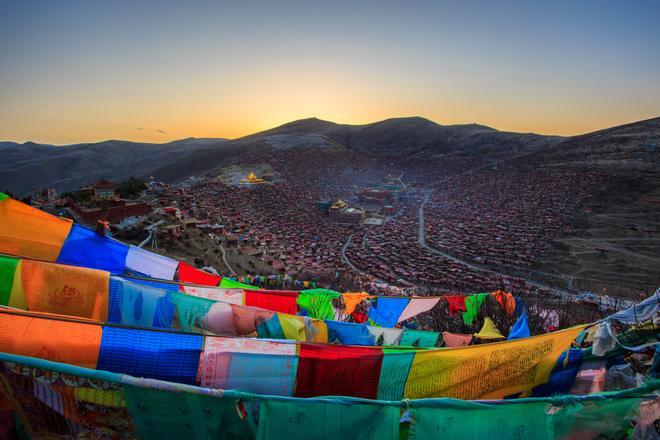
[1,0,659,144]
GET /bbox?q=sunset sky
[1,0,659,144]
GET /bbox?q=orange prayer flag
[0,310,102,369]
[0,197,73,261]
[21,259,109,321]
[342,292,370,315]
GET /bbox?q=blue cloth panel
[225,352,298,396]
[325,320,375,346]
[109,278,174,329]
[56,224,129,273]
[367,298,410,328]
[127,277,179,292]
[532,349,584,397]
[97,326,202,384]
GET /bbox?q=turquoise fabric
[257,314,286,339]
[124,384,255,439]
[400,330,440,347]
[378,349,415,400]
[256,398,400,440]
[409,400,552,439]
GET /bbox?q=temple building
[239,171,266,185]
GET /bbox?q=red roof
[93,179,116,190]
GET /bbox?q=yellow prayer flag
[404,325,585,400]
[473,317,504,340]
[277,313,307,341]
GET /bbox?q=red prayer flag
[244,289,299,314]
[446,296,467,316]
[295,343,383,399]
[177,261,222,286]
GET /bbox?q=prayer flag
[398,297,440,322]
[0,196,72,262]
[245,290,298,314]
[177,261,221,286]
[21,259,109,321]
[125,245,178,280]
[404,325,586,399]
[473,317,504,340]
[57,224,129,274]
[367,297,409,328]
[295,343,383,399]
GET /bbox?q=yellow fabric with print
[277,313,307,341]
[404,325,585,400]
[75,387,126,408]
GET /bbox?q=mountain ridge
[2,115,658,195]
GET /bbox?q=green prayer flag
[399,330,440,348]
[462,293,489,325]
[124,384,255,439]
[552,397,640,438]
[0,192,8,201]
[220,278,260,290]
[256,398,400,440]
[0,255,19,306]
[171,292,214,332]
[296,289,340,320]
[409,400,553,439]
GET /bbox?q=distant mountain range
[1,116,658,195]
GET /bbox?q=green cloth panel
[171,292,215,332]
[0,192,7,201]
[552,396,640,438]
[0,255,19,305]
[409,400,553,439]
[256,398,400,440]
[296,290,340,320]
[220,278,260,290]
[256,313,286,339]
[462,293,489,325]
[378,349,415,400]
[399,330,440,348]
[123,383,255,439]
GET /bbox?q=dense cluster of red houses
[106,149,605,294]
